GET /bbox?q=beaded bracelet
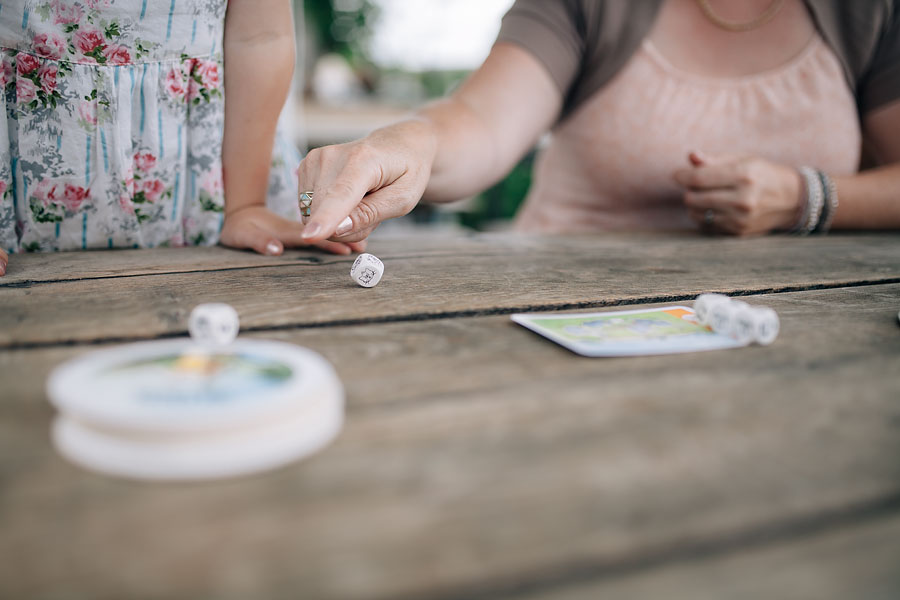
[813,170,839,234]
[792,167,825,235]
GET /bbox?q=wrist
[783,167,806,231]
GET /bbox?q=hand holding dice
[694,294,779,345]
[350,253,384,288]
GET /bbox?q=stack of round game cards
[47,307,344,481]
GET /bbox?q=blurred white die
[741,306,780,346]
[188,303,240,347]
[350,253,384,288]
[709,299,748,337]
[693,293,730,326]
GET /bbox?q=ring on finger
[299,191,313,224]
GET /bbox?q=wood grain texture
[2,233,899,347]
[0,231,485,286]
[2,286,899,599]
[516,513,900,600]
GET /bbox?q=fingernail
[0,263,6,276]
[301,223,322,240]
[266,241,281,256]
[335,216,353,236]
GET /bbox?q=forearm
[417,42,561,203]
[830,163,900,229]
[222,3,295,215]
[417,97,509,203]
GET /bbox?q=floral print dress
[0,0,301,253]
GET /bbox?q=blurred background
[293,0,533,233]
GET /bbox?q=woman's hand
[674,152,803,236]
[0,248,7,276]
[220,205,366,256]
[297,118,437,244]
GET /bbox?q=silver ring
[299,191,313,224]
[704,209,715,226]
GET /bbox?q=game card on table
[511,306,747,357]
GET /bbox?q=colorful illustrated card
[511,306,746,357]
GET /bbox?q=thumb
[690,150,744,167]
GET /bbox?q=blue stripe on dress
[157,110,164,159]
[100,130,109,172]
[56,135,62,151]
[140,0,148,20]
[139,64,147,133]
[85,135,92,186]
[191,19,198,43]
[114,66,120,87]
[21,9,29,29]
[10,158,16,212]
[55,223,60,238]
[172,171,181,220]
[82,213,87,249]
[166,0,177,40]
[173,123,183,220]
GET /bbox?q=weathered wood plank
[0,231,487,286]
[1,286,899,599]
[2,233,899,347]
[517,512,900,600]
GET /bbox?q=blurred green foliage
[302,0,379,66]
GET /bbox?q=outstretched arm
[219,0,361,255]
[297,42,563,243]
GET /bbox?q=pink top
[514,33,861,233]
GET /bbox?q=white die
[188,303,240,347]
[350,253,384,288]
[747,306,780,346]
[708,299,747,336]
[693,293,730,326]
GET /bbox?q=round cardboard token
[47,339,342,434]
[52,389,343,480]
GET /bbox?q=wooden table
[2,232,899,600]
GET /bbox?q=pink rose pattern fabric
[1,1,301,253]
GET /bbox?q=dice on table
[735,306,780,346]
[693,293,730,326]
[694,294,779,346]
[350,253,384,288]
[188,303,240,347]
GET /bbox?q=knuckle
[348,141,373,164]
[304,147,324,165]
[354,202,380,228]
[737,162,756,186]
[327,179,357,201]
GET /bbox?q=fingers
[0,248,7,276]
[298,144,384,242]
[326,183,421,242]
[674,163,747,190]
[222,218,284,256]
[683,189,739,211]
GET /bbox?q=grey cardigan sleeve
[494,0,587,99]
[859,1,900,114]
[495,0,661,119]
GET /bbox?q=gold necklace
[695,0,786,32]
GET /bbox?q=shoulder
[498,0,662,118]
[810,0,900,114]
